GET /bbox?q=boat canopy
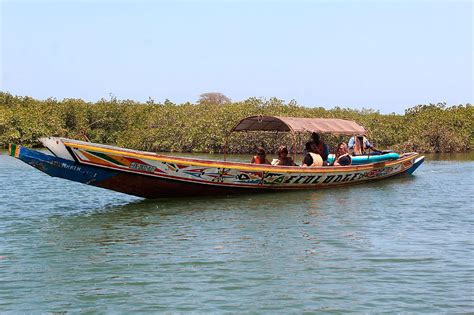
[231,115,367,135]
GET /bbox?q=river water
[0,150,472,313]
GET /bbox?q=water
[0,150,473,313]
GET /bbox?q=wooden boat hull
[9,138,424,199]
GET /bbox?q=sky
[1,0,472,113]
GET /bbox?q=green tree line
[0,92,472,154]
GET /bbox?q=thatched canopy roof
[232,115,367,135]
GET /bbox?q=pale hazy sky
[1,0,472,113]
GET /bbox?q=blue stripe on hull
[405,156,425,175]
[17,146,118,185]
[14,147,271,198]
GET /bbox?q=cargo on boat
[8,115,424,198]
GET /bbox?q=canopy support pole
[274,131,278,153]
[292,131,297,162]
[367,131,371,160]
[223,134,229,162]
[351,133,356,156]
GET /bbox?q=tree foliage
[0,92,471,153]
[198,92,231,105]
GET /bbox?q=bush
[0,92,471,153]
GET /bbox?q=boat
[8,115,424,199]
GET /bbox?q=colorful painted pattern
[62,142,417,190]
[8,144,20,158]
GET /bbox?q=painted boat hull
[8,138,425,199]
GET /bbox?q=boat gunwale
[14,145,419,192]
[63,140,419,174]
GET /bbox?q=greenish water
[0,151,473,313]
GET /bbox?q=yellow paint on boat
[80,150,114,167]
[64,141,417,174]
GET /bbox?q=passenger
[271,145,297,166]
[251,147,271,164]
[302,142,324,167]
[331,142,352,166]
[310,132,330,162]
[348,134,381,155]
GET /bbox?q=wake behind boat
[8,116,424,199]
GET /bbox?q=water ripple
[0,153,473,312]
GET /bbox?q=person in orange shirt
[304,133,330,162]
[251,147,271,164]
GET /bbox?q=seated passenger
[310,132,330,162]
[271,145,297,166]
[302,142,324,167]
[348,134,381,155]
[332,142,352,166]
[251,147,271,164]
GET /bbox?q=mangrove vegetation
[0,92,472,154]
